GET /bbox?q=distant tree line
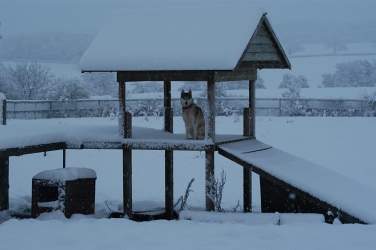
[1,60,376,101]
[322,60,376,88]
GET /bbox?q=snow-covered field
[1,115,376,249]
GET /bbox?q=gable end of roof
[236,14,291,70]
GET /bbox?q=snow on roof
[80,1,265,72]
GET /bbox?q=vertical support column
[243,166,252,212]
[164,80,174,219]
[207,80,216,140]
[205,149,215,211]
[118,73,133,218]
[123,148,132,218]
[63,149,66,168]
[243,79,256,138]
[243,78,256,212]
[118,78,126,138]
[0,156,9,211]
[205,80,215,211]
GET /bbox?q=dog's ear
[189,89,192,97]
[181,89,184,97]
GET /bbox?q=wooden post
[123,148,132,218]
[207,80,216,140]
[0,156,9,211]
[243,167,252,212]
[63,149,66,168]
[242,79,256,212]
[118,79,126,137]
[243,79,256,138]
[205,80,215,211]
[164,81,173,133]
[205,149,215,211]
[2,98,6,125]
[164,80,174,219]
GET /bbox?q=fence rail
[4,97,376,120]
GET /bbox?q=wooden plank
[243,52,281,62]
[249,35,273,44]
[123,149,132,218]
[247,44,277,53]
[238,61,288,69]
[0,156,9,211]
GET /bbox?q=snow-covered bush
[280,74,307,116]
[363,91,376,116]
[206,170,226,212]
[48,77,89,101]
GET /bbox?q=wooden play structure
[1,5,375,223]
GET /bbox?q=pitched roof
[80,2,290,74]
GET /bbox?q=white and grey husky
[180,90,205,139]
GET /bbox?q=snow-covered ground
[1,115,376,249]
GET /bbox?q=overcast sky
[0,0,375,36]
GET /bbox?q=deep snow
[1,116,376,249]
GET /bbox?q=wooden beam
[0,156,9,211]
[123,149,132,218]
[117,70,214,82]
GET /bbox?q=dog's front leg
[185,126,193,139]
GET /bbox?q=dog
[180,89,205,139]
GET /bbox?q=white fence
[4,97,376,120]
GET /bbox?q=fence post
[0,93,7,125]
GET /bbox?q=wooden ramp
[218,139,376,224]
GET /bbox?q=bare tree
[7,62,53,100]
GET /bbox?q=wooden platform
[0,120,249,216]
[218,139,376,224]
[0,122,249,156]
